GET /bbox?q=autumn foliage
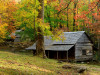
[0,0,99,49]
[74,0,100,37]
[0,0,17,42]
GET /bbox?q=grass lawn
[0,48,100,75]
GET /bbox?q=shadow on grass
[0,67,29,75]
[0,46,34,57]
[86,61,100,66]
[76,60,100,67]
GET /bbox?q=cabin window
[87,50,92,55]
[82,50,86,55]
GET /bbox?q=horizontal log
[62,65,87,73]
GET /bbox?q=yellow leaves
[44,0,47,6]
[44,0,47,4]
[0,3,7,14]
[51,29,65,41]
[15,22,21,27]
[34,18,52,36]
[38,6,42,10]
[15,0,21,3]
[0,23,8,42]
[38,19,50,30]
[50,0,59,7]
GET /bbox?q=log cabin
[26,31,93,61]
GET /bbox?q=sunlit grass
[0,49,100,75]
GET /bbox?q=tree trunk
[97,1,100,59]
[73,0,78,31]
[36,0,46,58]
[67,8,69,29]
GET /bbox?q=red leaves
[92,13,97,16]
[74,14,79,20]
[56,8,61,11]
[74,13,87,21]
[74,0,100,36]
[93,13,100,20]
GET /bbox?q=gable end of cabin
[75,32,93,61]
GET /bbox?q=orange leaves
[56,8,60,11]
[0,0,17,41]
[92,13,100,20]
[74,13,87,21]
[74,0,100,36]
[92,13,97,16]
[10,31,16,39]
[6,0,17,35]
[74,14,80,20]
[92,12,100,35]
[47,0,57,4]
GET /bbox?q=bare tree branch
[56,0,72,14]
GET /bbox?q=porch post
[57,51,58,59]
[67,51,68,60]
[48,51,49,58]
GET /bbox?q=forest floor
[0,47,100,75]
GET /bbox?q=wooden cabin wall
[75,33,93,61]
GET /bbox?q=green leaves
[14,0,52,41]
[46,17,68,23]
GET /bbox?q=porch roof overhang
[26,44,74,51]
[45,45,74,51]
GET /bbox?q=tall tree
[36,0,47,58]
[97,0,100,59]
[14,0,52,58]
[73,0,78,31]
